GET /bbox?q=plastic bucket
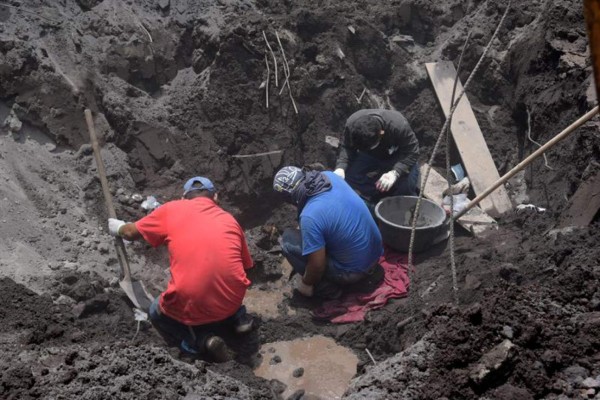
[374,196,448,253]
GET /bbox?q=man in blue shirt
[273,166,383,299]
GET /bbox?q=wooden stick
[263,31,278,87]
[85,110,117,219]
[264,53,270,109]
[365,348,377,365]
[231,150,283,158]
[0,2,59,23]
[454,106,600,220]
[275,31,298,114]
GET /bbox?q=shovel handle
[453,106,599,220]
[84,109,132,282]
[84,109,117,219]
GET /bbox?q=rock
[582,378,600,389]
[158,0,170,10]
[562,365,588,384]
[469,339,515,386]
[586,76,598,108]
[292,367,304,378]
[269,379,286,394]
[54,294,76,305]
[3,108,22,133]
[270,355,282,365]
[547,227,577,240]
[63,261,78,271]
[97,243,110,254]
[501,325,514,339]
[391,34,414,45]
[464,274,481,290]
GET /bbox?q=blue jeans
[149,296,246,353]
[280,229,369,286]
[345,152,419,203]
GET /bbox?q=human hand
[333,168,345,180]
[294,275,314,297]
[108,218,126,237]
[375,170,400,192]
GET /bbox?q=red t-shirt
[135,197,253,326]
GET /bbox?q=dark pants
[280,229,370,287]
[345,152,420,204]
[149,296,246,353]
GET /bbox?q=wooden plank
[426,61,513,217]
[559,169,600,228]
[421,164,497,236]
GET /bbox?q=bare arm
[119,222,143,241]
[302,247,327,286]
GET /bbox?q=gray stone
[292,367,304,378]
[469,340,515,386]
[270,355,282,365]
[563,365,589,387]
[158,0,170,10]
[501,326,514,339]
[54,295,76,306]
[582,378,600,389]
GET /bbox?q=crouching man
[273,166,383,299]
[108,176,254,362]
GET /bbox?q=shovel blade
[119,279,154,312]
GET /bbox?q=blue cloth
[299,171,383,273]
[345,151,419,203]
[149,296,246,354]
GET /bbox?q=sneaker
[180,339,199,355]
[234,313,254,334]
[205,336,234,363]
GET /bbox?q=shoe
[314,281,343,300]
[234,313,254,334]
[205,336,234,363]
[180,339,199,355]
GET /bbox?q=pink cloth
[312,247,410,323]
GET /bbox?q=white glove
[108,218,126,237]
[376,170,400,192]
[333,168,345,180]
[294,275,314,297]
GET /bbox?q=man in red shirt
[107,176,254,362]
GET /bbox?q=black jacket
[335,109,419,175]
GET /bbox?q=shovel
[84,109,154,312]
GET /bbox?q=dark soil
[1,0,599,399]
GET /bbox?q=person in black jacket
[334,109,420,204]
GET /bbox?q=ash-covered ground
[1,0,599,399]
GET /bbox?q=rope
[406,1,512,313]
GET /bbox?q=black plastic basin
[374,196,448,253]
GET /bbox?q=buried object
[375,196,449,253]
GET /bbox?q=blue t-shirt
[300,171,383,273]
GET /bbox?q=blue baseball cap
[273,166,304,194]
[183,176,215,196]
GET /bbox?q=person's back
[136,196,252,326]
[300,171,383,273]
